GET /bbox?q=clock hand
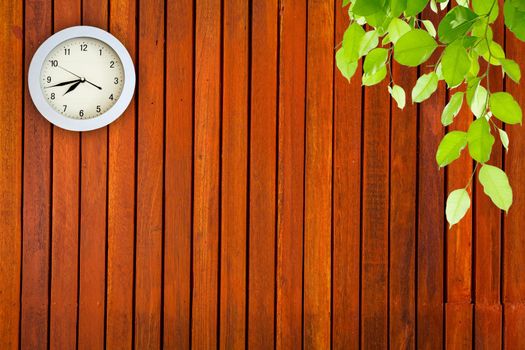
[85,80,102,90]
[63,80,82,95]
[57,65,81,79]
[44,79,81,88]
[58,65,102,90]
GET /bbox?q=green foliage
[479,164,513,212]
[338,0,525,227]
[446,189,471,228]
[436,131,467,167]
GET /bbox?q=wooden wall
[1,0,524,348]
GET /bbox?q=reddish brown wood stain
[1,1,524,349]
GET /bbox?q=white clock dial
[40,37,124,120]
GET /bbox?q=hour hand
[45,79,81,88]
[63,81,82,95]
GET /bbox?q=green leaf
[481,41,505,65]
[472,0,499,23]
[467,117,495,163]
[500,58,521,83]
[489,92,523,125]
[442,41,470,87]
[394,29,438,67]
[387,18,411,44]
[352,0,385,16]
[412,72,439,103]
[479,164,513,212]
[336,48,358,81]
[342,22,365,62]
[363,48,388,75]
[362,66,387,86]
[358,30,379,56]
[405,0,429,16]
[470,84,488,118]
[498,128,509,152]
[389,85,406,109]
[446,189,471,228]
[510,0,525,11]
[438,6,478,44]
[436,131,468,167]
[466,76,482,105]
[442,92,464,126]
[421,19,437,37]
[504,0,525,42]
[391,0,407,17]
[343,0,351,6]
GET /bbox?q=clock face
[40,37,125,120]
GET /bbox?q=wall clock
[28,26,135,131]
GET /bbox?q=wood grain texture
[21,1,51,349]
[304,0,333,348]
[192,0,221,348]
[389,63,417,350]
[445,303,472,350]
[6,2,525,348]
[417,7,445,350]
[219,0,248,348]
[504,16,525,349]
[77,2,109,349]
[106,0,136,349]
[49,1,81,349]
[277,0,306,348]
[134,0,164,347]
[360,45,389,350]
[333,4,361,350]
[163,0,192,348]
[0,1,22,348]
[248,0,278,348]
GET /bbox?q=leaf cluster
[338,0,524,227]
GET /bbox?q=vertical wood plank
[303,0,333,348]
[21,0,51,349]
[0,1,22,348]
[276,0,306,348]
[504,17,525,350]
[163,0,192,348]
[135,0,164,348]
[106,0,136,348]
[474,2,504,348]
[389,62,417,350]
[220,0,248,348]
[445,303,472,349]
[77,2,108,349]
[333,4,360,350]
[248,0,278,348]
[360,42,389,350]
[445,80,473,350]
[192,0,221,348]
[50,1,81,349]
[417,7,445,350]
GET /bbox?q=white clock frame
[28,25,136,132]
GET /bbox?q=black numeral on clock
[80,44,87,51]
[99,49,103,56]
[50,93,55,100]
[109,61,115,68]
[49,60,58,67]
[64,48,70,55]
[109,94,114,100]
[96,105,101,113]
[114,77,118,84]
[47,76,51,83]
[63,105,67,112]
[79,110,84,118]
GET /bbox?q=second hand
[57,65,102,90]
